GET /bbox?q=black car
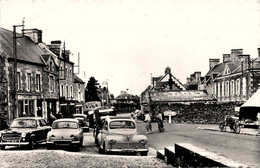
[0,117,51,150]
[72,114,89,132]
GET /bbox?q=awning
[239,89,260,119]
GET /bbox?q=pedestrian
[157,111,164,132]
[257,112,260,134]
[1,119,9,130]
[144,111,152,133]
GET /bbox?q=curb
[198,127,260,136]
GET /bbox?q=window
[231,80,234,96]
[66,85,69,98]
[60,66,63,78]
[222,81,225,97]
[50,62,53,72]
[225,81,229,96]
[50,76,54,92]
[70,85,73,98]
[236,79,240,96]
[60,85,64,97]
[36,74,41,91]
[17,72,21,90]
[26,73,31,91]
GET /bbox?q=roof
[0,27,45,65]
[152,71,187,91]
[116,94,135,100]
[53,118,79,122]
[241,89,260,108]
[74,74,85,84]
[149,90,216,102]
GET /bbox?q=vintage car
[97,116,149,156]
[72,114,89,132]
[46,118,83,151]
[0,117,51,150]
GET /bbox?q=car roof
[73,114,87,117]
[104,116,134,122]
[14,117,46,120]
[53,118,79,122]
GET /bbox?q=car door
[40,119,51,140]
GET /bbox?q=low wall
[160,143,248,167]
[150,102,241,124]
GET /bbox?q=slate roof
[0,27,45,65]
[74,74,85,84]
[149,90,216,102]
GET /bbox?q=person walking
[157,111,164,132]
[144,111,152,134]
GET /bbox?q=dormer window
[224,67,231,75]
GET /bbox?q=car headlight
[140,139,147,145]
[50,135,55,139]
[109,139,116,145]
[70,135,75,140]
[21,132,26,138]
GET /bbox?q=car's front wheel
[0,145,5,150]
[27,137,37,150]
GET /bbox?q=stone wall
[150,102,240,124]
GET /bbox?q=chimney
[223,54,230,63]
[195,72,201,82]
[186,77,191,84]
[231,49,243,61]
[209,58,220,70]
[258,48,260,57]
[239,54,250,70]
[48,40,62,56]
[23,29,42,44]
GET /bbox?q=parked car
[72,114,89,132]
[0,117,51,150]
[97,116,149,156]
[46,118,83,151]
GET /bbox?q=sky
[1,0,260,96]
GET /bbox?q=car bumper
[107,148,149,153]
[0,141,30,146]
[47,140,80,146]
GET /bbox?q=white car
[97,116,149,156]
[46,118,83,151]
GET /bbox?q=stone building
[0,27,59,123]
[0,27,86,124]
[199,48,260,103]
[73,74,85,114]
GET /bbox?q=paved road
[135,121,260,167]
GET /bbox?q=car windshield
[109,121,135,129]
[52,121,78,129]
[10,119,37,128]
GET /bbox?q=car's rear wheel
[0,145,5,150]
[140,151,148,156]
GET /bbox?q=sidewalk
[197,124,260,136]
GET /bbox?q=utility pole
[12,20,25,119]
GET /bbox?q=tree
[85,77,101,102]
